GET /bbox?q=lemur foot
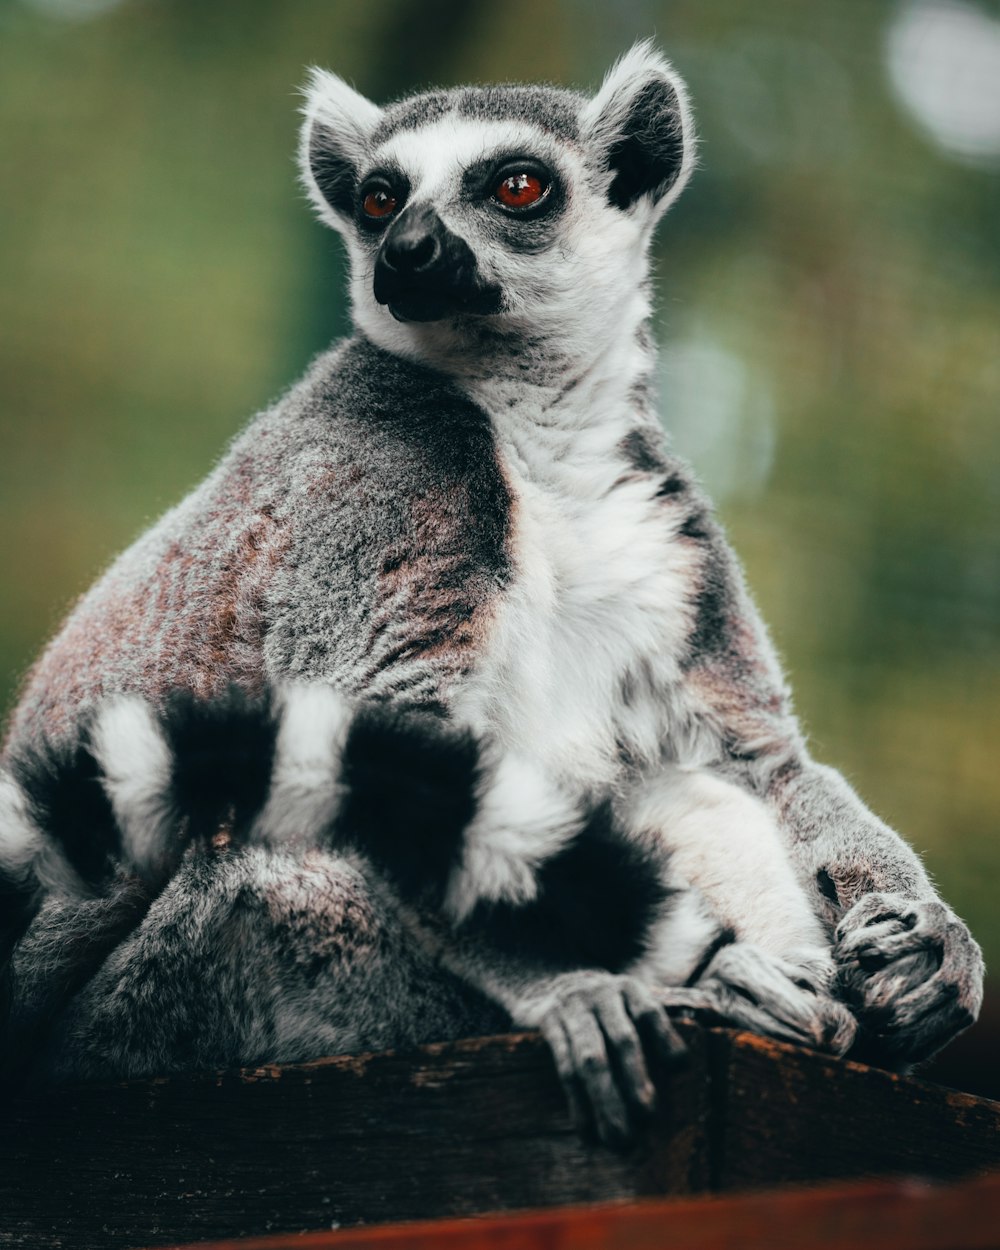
[662,943,856,1056]
[518,970,687,1150]
[834,892,984,1065]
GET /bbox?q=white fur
[629,885,725,986]
[444,753,582,922]
[625,767,831,973]
[90,695,175,882]
[0,772,90,897]
[580,39,698,224]
[299,68,383,233]
[253,684,352,846]
[452,302,711,791]
[0,772,43,884]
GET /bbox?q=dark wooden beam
[1,1026,998,1249]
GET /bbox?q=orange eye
[495,172,547,210]
[363,188,398,219]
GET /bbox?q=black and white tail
[0,681,677,1057]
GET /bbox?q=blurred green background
[1,0,998,1044]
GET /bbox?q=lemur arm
[758,759,982,1063]
[679,501,984,1063]
[330,700,694,1146]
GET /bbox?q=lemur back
[0,44,981,1147]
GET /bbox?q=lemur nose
[381,208,445,274]
[385,232,439,273]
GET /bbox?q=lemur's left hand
[833,892,984,1065]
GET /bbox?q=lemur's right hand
[833,892,983,1064]
[515,970,687,1149]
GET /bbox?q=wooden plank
[710,1030,1000,1190]
[1,1025,998,1249]
[164,1173,1000,1250]
[0,1030,713,1250]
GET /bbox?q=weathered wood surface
[713,1029,1000,1190]
[170,1173,1000,1250]
[0,1025,998,1249]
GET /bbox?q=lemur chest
[455,434,697,789]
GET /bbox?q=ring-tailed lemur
[0,43,983,1147]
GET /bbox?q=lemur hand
[661,943,857,1056]
[518,970,687,1150]
[833,892,984,1064]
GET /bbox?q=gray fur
[372,85,584,147]
[0,44,982,1147]
[14,851,503,1081]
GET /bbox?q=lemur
[0,44,983,1148]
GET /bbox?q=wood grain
[711,1030,1000,1189]
[0,1026,997,1249]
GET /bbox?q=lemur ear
[299,68,383,232]
[581,41,696,217]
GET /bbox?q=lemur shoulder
[0,43,982,1146]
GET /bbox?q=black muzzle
[373,205,502,323]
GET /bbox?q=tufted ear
[581,41,696,218]
[299,69,383,233]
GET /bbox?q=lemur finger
[834,892,913,937]
[593,988,656,1119]
[705,945,813,1023]
[849,913,982,1026]
[814,999,858,1055]
[836,924,940,970]
[703,945,855,1053]
[538,1012,588,1131]
[844,949,939,1014]
[694,954,811,1042]
[709,987,816,1047]
[862,989,975,1064]
[623,980,688,1070]
[896,996,977,1062]
[558,996,633,1149]
[837,897,956,960]
[873,929,979,1032]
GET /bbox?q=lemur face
[299,42,695,356]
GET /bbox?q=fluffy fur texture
[0,43,983,1145]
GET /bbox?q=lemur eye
[363,188,398,219]
[494,172,548,210]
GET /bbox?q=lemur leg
[22,847,505,1082]
[765,762,984,1064]
[625,766,831,975]
[623,766,856,1055]
[6,877,150,1077]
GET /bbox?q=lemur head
[299,42,695,370]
